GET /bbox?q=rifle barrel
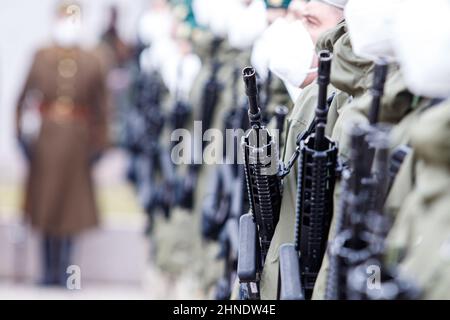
[242,67,261,127]
[314,50,332,151]
[368,61,389,125]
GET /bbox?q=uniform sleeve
[15,50,41,138]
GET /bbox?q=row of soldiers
[125,0,450,300]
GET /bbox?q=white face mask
[138,10,173,45]
[53,18,82,47]
[268,19,316,88]
[393,0,450,98]
[209,0,240,38]
[140,38,177,73]
[192,0,213,27]
[251,18,286,81]
[228,0,268,50]
[345,0,404,62]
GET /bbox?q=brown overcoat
[16,45,109,236]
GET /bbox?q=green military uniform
[260,21,428,299]
[312,67,411,299]
[150,29,215,285]
[385,100,450,299]
[260,21,352,299]
[383,96,432,217]
[312,68,429,299]
[188,34,252,295]
[312,56,434,300]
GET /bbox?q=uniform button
[56,96,74,107]
[58,58,78,78]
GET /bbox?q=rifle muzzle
[242,67,261,125]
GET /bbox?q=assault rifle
[200,38,223,151]
[278,50,338,300]
[126,71,177,229]
[324,61,389,300]
[209,68,250,299]
[325,61,420,299]
[237,67,283,300]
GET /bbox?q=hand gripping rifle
[237,67,283,300]
[278,50,338,300]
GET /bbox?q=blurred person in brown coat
[15,1,109,286]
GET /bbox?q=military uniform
[16,44,109,285]
[385,100,450,299]
[260,21,425,299]
[260,22,352,299]
[312,50,436,300]
[152,31,250,294]
[194,41,252,295]
[18,46,109,236]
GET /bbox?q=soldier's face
[290,0,343,44]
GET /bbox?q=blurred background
[0,0,198,300]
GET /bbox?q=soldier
[383,0,450,299]
[200,0,299,298]
[258,0,350,299]
[148,7,205,293]
[301,0,450,300]
[190,0,253,297]
[15,1,109,286]
[250,0,295,110]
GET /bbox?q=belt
[40,101,89,123]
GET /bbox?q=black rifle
[345,129,419,300]
[201,61,221,140]
[278,50,338,300]
[328,124,419,300]
[214,103,287,300]
[168,58,198,210]
[209,68,251,299]
[324,61,389,300]
[179,39,224,211]
[324,124,382,300]
[201,67,242,243]
[126,71,177,230]
[274,105,289,152]
[214,164,246,300]
[200,38,223,151]
[237,67,283,300]
[325,61,420,300]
